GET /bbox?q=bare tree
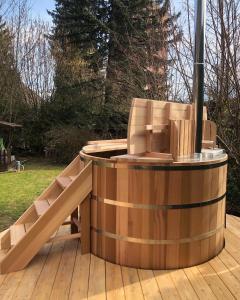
[0,0,54,115]
[170,0,240,169]
[8,0,54,105]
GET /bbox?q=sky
[31,0,55,22]
[30,1,184,23]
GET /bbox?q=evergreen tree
[49,0,107,129]
[105,0,180,105]
[50,0,180,136]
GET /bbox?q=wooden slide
[0,155,92,274]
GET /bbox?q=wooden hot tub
[80,149,227,269]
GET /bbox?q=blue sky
[30,1,183,22]
[31,0,55,22]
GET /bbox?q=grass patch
[0,158,65,231]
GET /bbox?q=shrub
[226,158,240,216]
[45,125,95,163]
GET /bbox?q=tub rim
[79,150,228,169]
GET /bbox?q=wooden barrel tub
[80,150,228,269]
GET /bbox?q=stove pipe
[193,0,207,154]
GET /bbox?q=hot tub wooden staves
[80,151,227,269]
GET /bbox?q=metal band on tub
[91,193,226,210]
[91,225,224,245]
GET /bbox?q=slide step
[10,224,26,246]
[24,223,34,231]
[56,176,72,189]
[10,223,42,247]
[48,198,56,205]
[34,200,50,216]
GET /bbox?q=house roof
[0,121,22,128]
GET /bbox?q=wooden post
[146,101,153,152]
[170,120,195,160]
[80,194,91,254]
[71,208,79,234]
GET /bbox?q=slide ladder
[0,155,92,274]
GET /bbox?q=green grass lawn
[0,158,65,231]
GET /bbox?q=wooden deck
[0,214,240,299]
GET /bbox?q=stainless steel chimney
[193,0,207,153]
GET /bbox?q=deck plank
[138,269,162,300]
[0,269,25,300]
[231,215,240,222]
[218,249,240,282]
[69,244,91,300]
[197,262,234,299]
[88,255,106,300]
[50,239,78,300]
[12,243,51,300]
[122,266,144,300]
[184,266,217,299]
[106,262,125,300]
[154,270,180,300]
[226,215,240,237]
[224,229,240,263]
[170,269,198,300]
[225,228,240,247]
[31,238,65,299]
[209,256,240,298]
